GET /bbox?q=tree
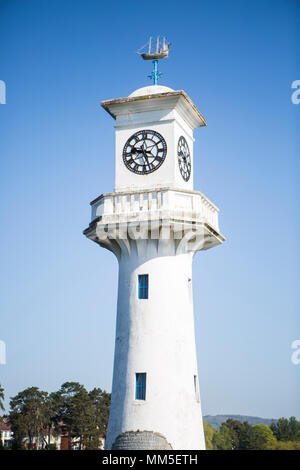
[286,417,300,441]
[43,392,62,448]
[223,419,256,450]
[9,387,51,449]
[9,382,111,450]
[53,382,87,449]
[251,424,276,449]
[54,382,107,450]
[88,388,111,449]
[270,418,289,441]
[224,419,243,449]
[203,421,217,450]
[271,417,300,442]
[265,440,300,450]
[212,423,232,450]
[238,421,255,450]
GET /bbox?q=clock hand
[131,147,148,166]
[134,143,153,164]
[133,144,152,154]
[131,148,145,161]
[142,149,151,167]
[179,150,187,163]
[145,143,156,150]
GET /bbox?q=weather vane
[137,36,170,85]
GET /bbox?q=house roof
[0,421,11,431]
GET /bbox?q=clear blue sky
[0,0,299,419]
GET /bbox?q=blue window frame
[135,373,146,400]
[138,274,148,299]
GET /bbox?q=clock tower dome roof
[129,85,174,97]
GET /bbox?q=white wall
[114,109,194,193]
[105,242,206,450]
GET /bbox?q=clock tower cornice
[101,90,207,131]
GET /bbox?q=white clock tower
[84,82,225,450]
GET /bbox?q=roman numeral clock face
[177,136,191,181]
[123,130,167,175]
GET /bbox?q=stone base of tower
[111,431,173,450]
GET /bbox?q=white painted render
[114,107,194,192]
[105,245,205,450]
[84,85,225,450]
[90,187,222,239]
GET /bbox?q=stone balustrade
[90,188,220,232]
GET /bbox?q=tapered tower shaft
[84,84,225,450]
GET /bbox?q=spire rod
[148,60,162,85]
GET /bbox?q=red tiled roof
[0,422,11,431]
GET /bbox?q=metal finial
[148,60,162,85]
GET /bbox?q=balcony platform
[84,187,225,253]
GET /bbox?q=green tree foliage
[210,417,300,450]
[215,419,275,450]
[223,419,244,449]
[265,440,300,450]
[9,382,111,450]
[53,382,97,450]
[89,388,111,446]
[212,423,232,450]
[203,421,217,450]
[238,421,256,450]
[9,380,298,452]
[270,417,300,442]
[46,391,63,445]
[44,382,111,450]
[251,424,276,449]
[9,387,51,449]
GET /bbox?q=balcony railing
[90,188,220,231]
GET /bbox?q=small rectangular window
[194,375,200,402]
[136,373,146,400]
[138,274,148,299]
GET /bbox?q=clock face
[177,136,191,182]
[123,130,167,175]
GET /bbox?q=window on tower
[138,274,149,299]
[135,373,146,400]
[194,375,200,402]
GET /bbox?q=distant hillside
[203,415,277,430]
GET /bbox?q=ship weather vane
[137,36,170,85]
